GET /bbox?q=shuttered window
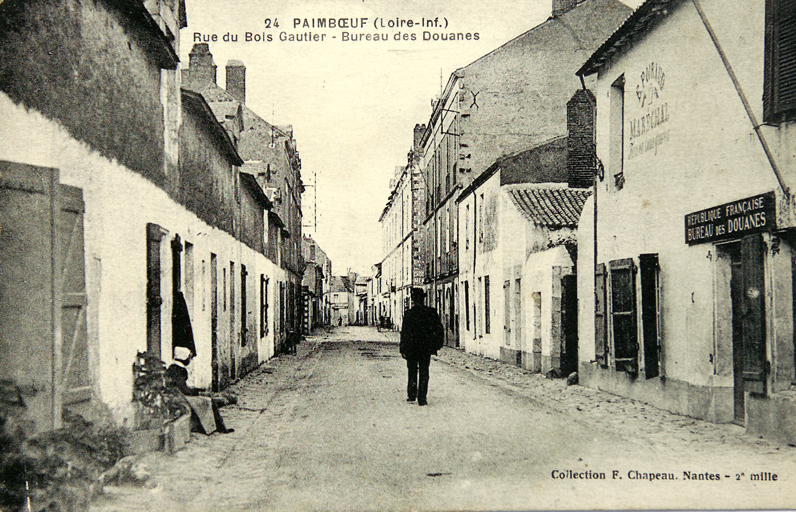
[764,0,796,122]
[595,263,607,365]
[639,254,661,379]
[610,259,638,373]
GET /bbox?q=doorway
[561,274,578,376]
[728,234,767,424]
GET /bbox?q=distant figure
[399,288,444,406]
[165,347,233,434]
[338,317,343,327]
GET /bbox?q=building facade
[418,0,632,348]
[458,135,590,370]
[378,125,426,331]
[302,234,332,333]
[182,43,305,352]
[329,275,354,326]
[576,0,796,444]
[0,0,293,433]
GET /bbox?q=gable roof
[578,0,677,77]
[180,88,243,166]
[422,0,632,148]
[240,172,272,210]
[506,184,591,228]
[182,79,293,143]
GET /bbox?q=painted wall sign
[684,192,776,245]
[628,62,670,160]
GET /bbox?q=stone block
[127,427,163,455]
[165,413,191,454]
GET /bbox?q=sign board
[685,192,776,245]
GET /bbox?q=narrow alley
[92,327,795,512]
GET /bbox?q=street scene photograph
[1,0,796,510]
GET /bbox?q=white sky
[182,0,642,276]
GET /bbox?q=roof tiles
[507,186,591,228]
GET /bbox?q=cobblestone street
[92,327,796,511]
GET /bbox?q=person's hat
[174,346,192,362]
[411,287,426,302]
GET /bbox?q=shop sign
[684,192,776,245]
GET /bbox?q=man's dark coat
[400,304,444,360]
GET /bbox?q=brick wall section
[0,0,170,188]
[567,88,597,188]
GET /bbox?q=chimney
[552,0,579,16]
[226,60,246,103]
[188,43,217,84]
[567,88,597,188]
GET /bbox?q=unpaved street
[92,327,796,511]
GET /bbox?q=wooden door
[0,161,60,431]
[730,235,767,424]
[561,274,578,376]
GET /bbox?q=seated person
[165,347,233,435]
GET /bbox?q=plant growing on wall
[132,352,184,430]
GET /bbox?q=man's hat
[411,287,426,302]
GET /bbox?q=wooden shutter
[146,223,167,357]
[503,280,511,346]
[610,258,638,373]
[241,265,248,346]
[639,254,660,379]
[260,275,267,338]
[595,263,607,365]
[741,234,767,393]
[484,276,491,334]
[58,185,90,408]
[765,0,796,121]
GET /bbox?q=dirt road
[91,326,796,511]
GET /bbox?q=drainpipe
[692,0,788,197]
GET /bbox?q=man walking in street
[400,288,444,406]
